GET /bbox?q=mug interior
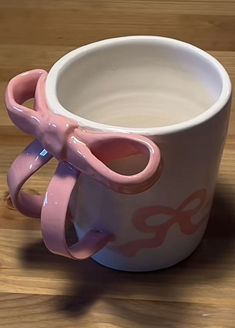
[46,36,231,133]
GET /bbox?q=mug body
[45,36,231,271]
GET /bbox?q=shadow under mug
[5,36,232,271]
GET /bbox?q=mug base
[91,237,203,272]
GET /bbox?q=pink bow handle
[67,129,161,193]
[7,141,112,259]
[5,69,161,194]
[7,140,53,218]
[41,162,113,259]
[5,69,47,136]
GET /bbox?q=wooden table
[0,1,235,327]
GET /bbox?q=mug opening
[46,36,231,135]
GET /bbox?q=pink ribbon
[5,69,161,194]
[5,69,161,260]
[112,189,208,257]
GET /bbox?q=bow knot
[36,113,79,160]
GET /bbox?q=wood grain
[0,1,235,327]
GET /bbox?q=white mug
[6,36,232,271]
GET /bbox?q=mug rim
[45,35,232,136]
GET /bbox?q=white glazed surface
[72,105,230,271]
[55,43,218,128]
[46,36,231,271]
[46,36,231,135]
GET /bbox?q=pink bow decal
[112,189,208,257]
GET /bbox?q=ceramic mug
[5,36,231,271]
